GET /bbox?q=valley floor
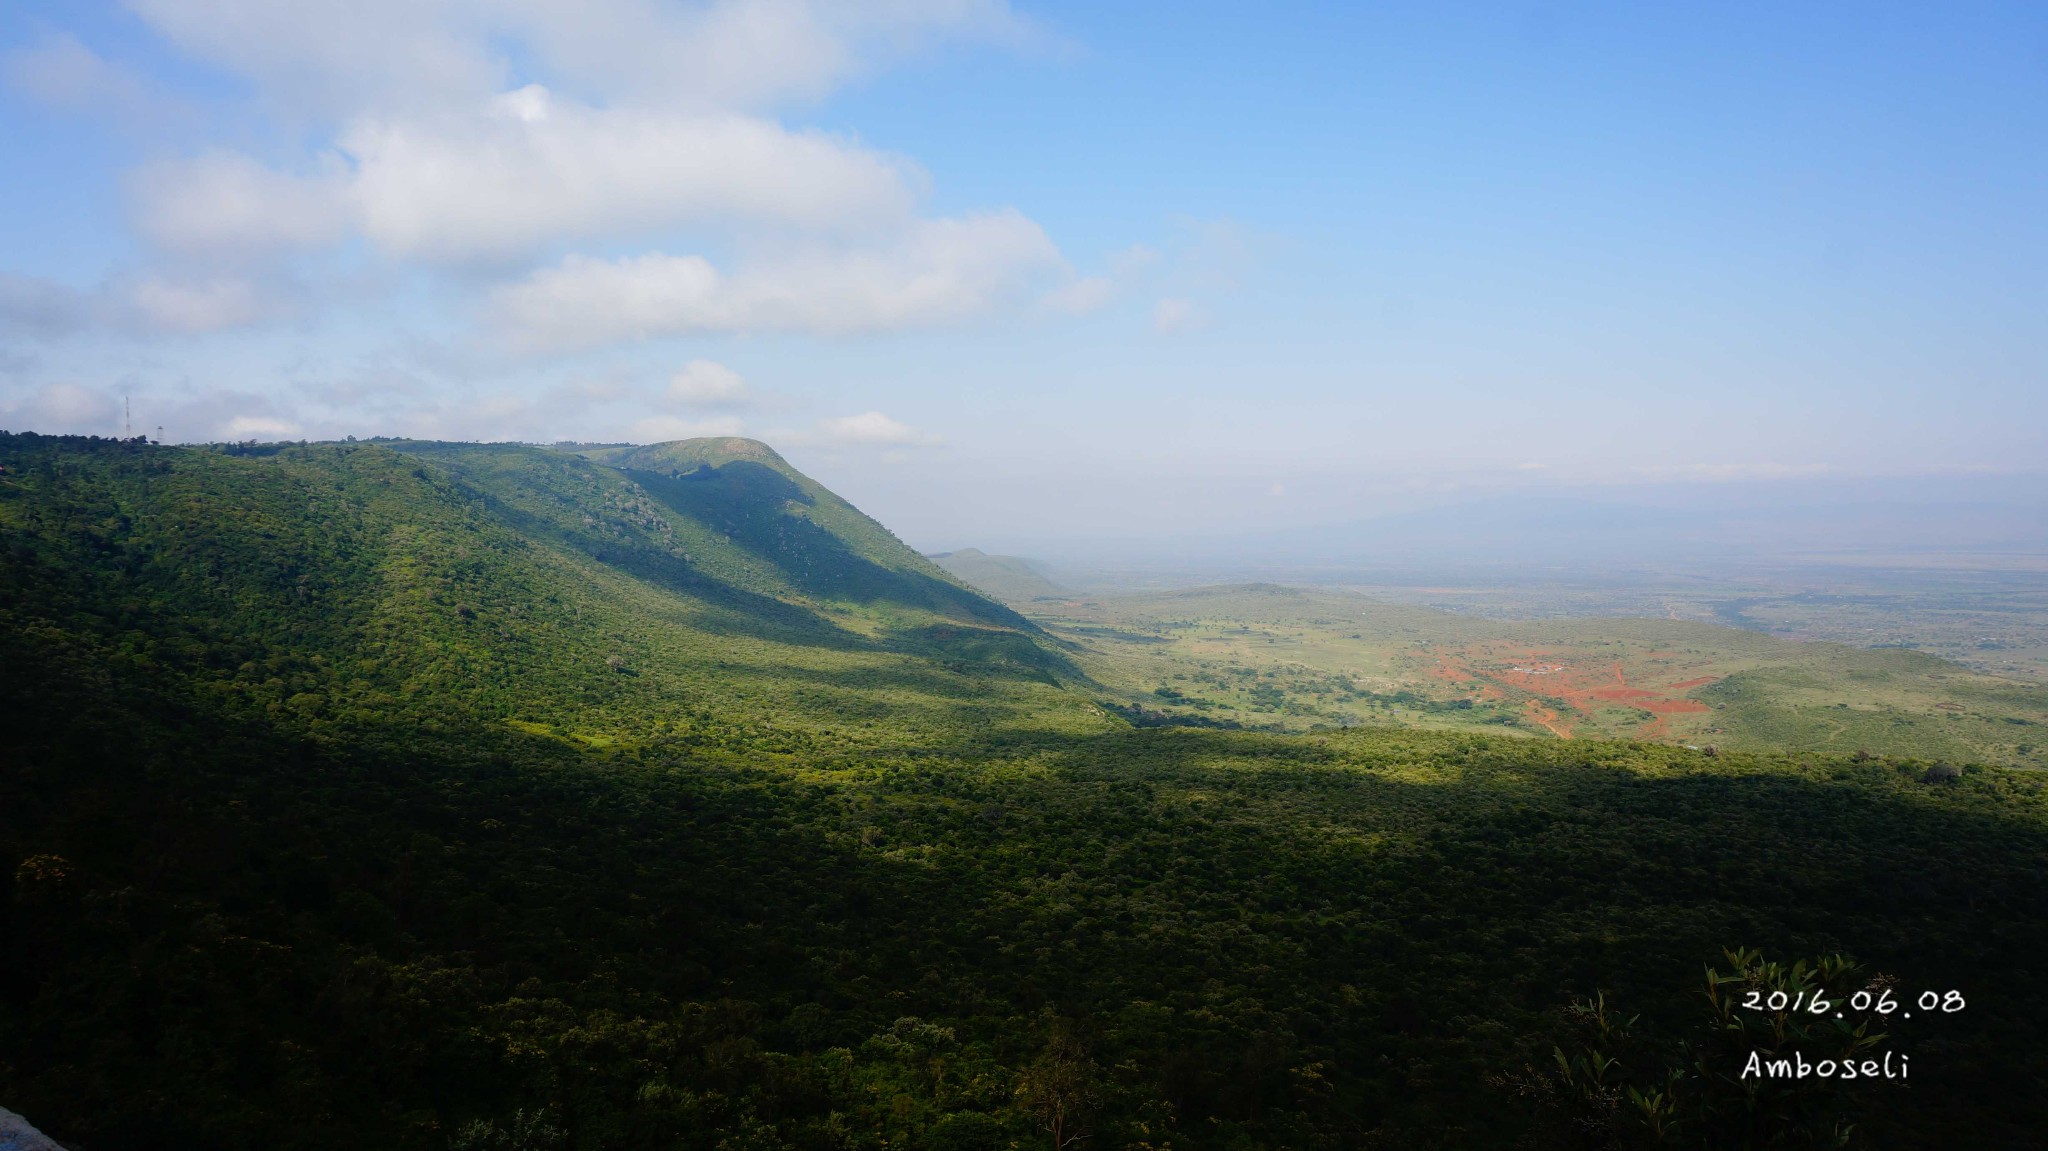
[1023,584,2048,768]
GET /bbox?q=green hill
[927,547,1070,604]
[578,439,1014,623]
[0,433,1077,743]
[5,432,2048,1149]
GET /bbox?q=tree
[1506,949,1892,1149]
[1017,1015,1100,1151]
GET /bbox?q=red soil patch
[1430,655,1473,683]
[1421,642,1726,742]
[1591,687,1659,701]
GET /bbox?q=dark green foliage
[1098,700,1245,729]
[1509,950,1902,1148]
[3,434,2047,1149]
[575,437,1021,629]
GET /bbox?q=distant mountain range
[1012,475,2048,580]
[925,547,1070,603]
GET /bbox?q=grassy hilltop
[4,432,2048,1150]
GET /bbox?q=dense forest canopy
[4,433,2045,1149]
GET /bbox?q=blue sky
[2,1,2044,547]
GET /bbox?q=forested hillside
[4,433,2047,1150]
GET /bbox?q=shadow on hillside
[632,461,1081,680]
[8,656,2048,1146]
[399,444,886,653]
[631,462,1019,627]
[862,723,2048,1140]
[386,444,1081,681]
[725,653,1066,703]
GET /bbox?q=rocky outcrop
[0,1107,67,1151]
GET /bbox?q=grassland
[1006,584,2048,768]
[1344,564,2048,681]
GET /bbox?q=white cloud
[557,376,631,403]
[756,410,937,452]
[0,270,282,337]
[31,0,1089,358]
[2,33,162,121]
[473,392,531,422]
[1110,243,1162,276]
[6,383,119,432]
[124,0,1039,117]
[121,272,280,334]
[517,0,1044,111]
[124,0,509,118]
[0,275,90,336]
[222,414,302,440]
[129,151,352,260]
[490,211,1063,349]
[667,360,752,407]
[125,91,918,264]
[0,348,36,378]
[0,384,315,445]
[1042,276,1113,315]
[819,410,929,445]
[341,90,921,261]
[632,413,746,442]
[1153,297,1202,334]
[1039,245,1160,315]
